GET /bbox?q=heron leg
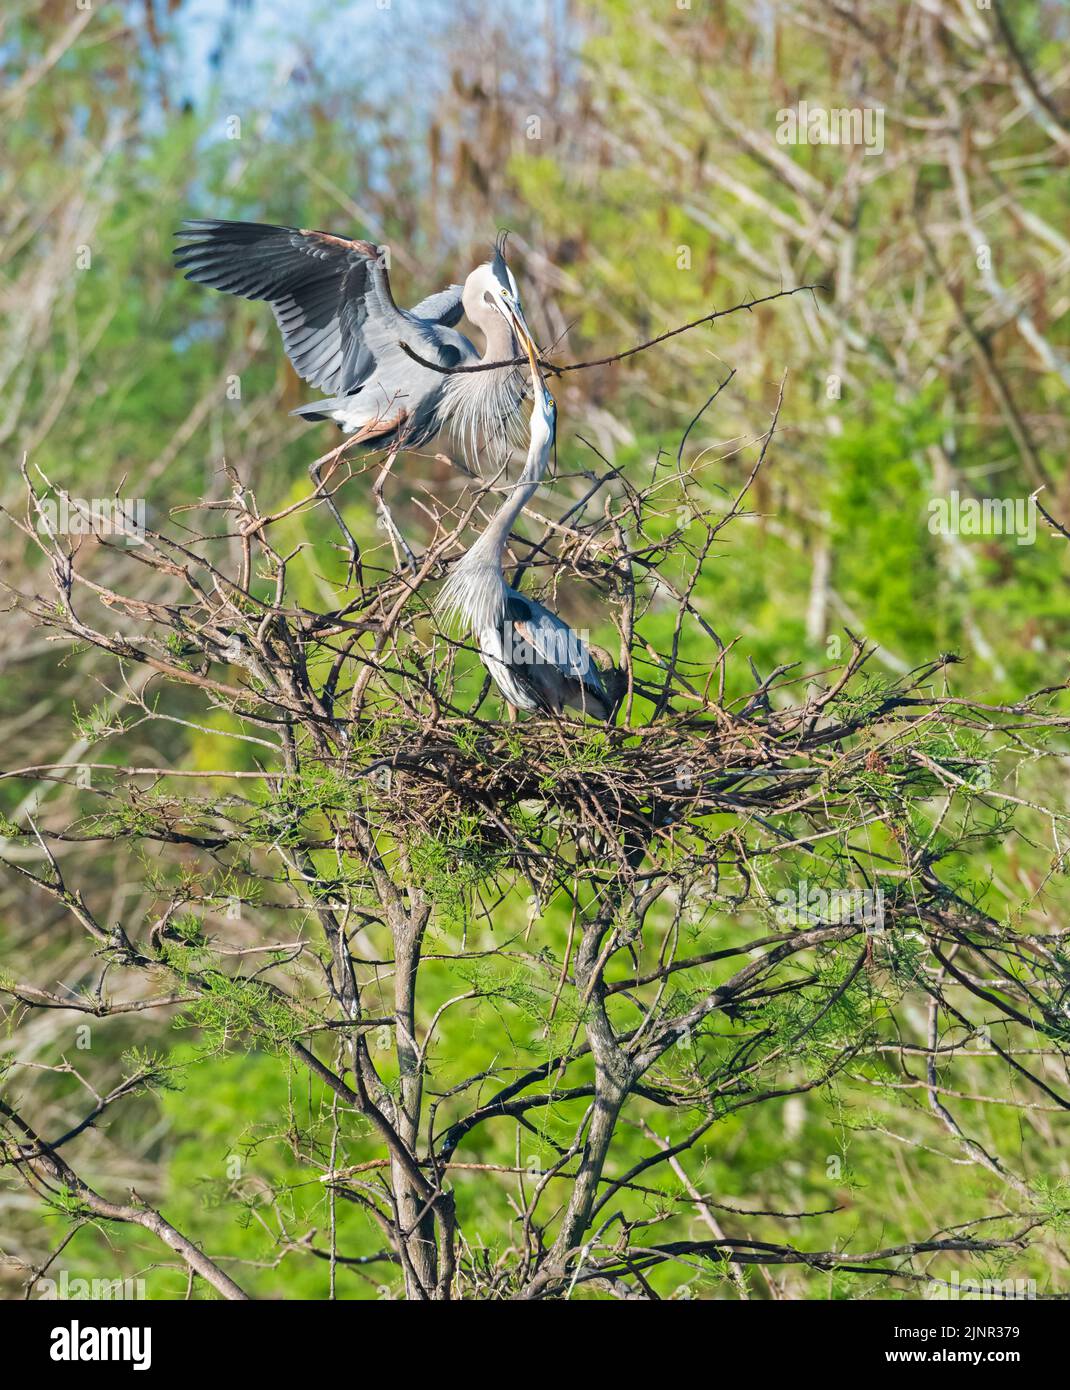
[372,450,417,572]
[309,441,361,587]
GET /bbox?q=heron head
[521,318,556,447]
[465,232,538,357]
[490,231,521,304]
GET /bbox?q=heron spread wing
[173,220,470,395]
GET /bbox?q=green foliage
[72,702,131,742]
[120,1047,184,1095]
[409,815,511,922]
[177,976,312,1056]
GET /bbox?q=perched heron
[439,334,613,721]
[173,220,536,571]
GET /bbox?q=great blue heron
[439,334,613,721]
[173,220,536,572]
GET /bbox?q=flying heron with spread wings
[173,220,537,572]
[438,331,614,721]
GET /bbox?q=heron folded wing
[509,604,611,719]
[508,605,601,688]
[173,219,467,396]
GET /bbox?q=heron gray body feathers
[480,590,612,719]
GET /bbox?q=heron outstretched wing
[173,220,470,395]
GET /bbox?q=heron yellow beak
[520,318,541,379]
[508,305,540,364]
[493,288,539,365]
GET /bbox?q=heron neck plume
[438,419,550,634]
[440,308,526,472]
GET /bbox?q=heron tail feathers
[289,396,360,426]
